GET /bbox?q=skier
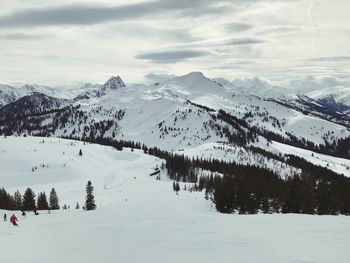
[10,214,18,226]
[3,213,7,221]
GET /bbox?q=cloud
[224,38,265,46]
[309,56,350,62]
[256,25,302,36]
[144,73,176,83]
[0,0,349,85]
[225,22,253,33]
[135,49,209,63]
[0,0,232,27]
[103,24,196,43]
[0,32,51,40]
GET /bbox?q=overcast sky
[0,0,349,85]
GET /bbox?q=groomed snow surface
[1,137,349,263]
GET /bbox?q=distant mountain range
[1,72,349,178]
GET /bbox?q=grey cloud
[144,73,176,83]
[104,24,196,43]
[167,37,266,51]
[257,25,302,36]
[136,50,209,63]
[225,22,253,33]
[224,38,265,46]
[0,32,51,40]
[0,0,231,27]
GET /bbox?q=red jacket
[10,215,17,224]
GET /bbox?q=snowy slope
[192,92,350,144]
[0,84,24,107]
[0,136,162,205]
[263,140,350,177]
[176,142,300,179]
[306,88,350,111]
[1,136,350,263]
[290,76,350,105]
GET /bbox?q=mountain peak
[103,76,125,90]
[169,71,210,84]
[182,71,205,79]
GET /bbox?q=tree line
[0,181,96,211]
[0,187,59,211]
[174,154,350,215]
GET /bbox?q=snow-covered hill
[0,136,162,206]
[1,136,350,263]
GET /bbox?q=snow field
[0,136,350,263]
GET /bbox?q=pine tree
[75,202,80,209]
[213,176,236,214]
[261,197,270,214]
[22,188,36,211]
[49,188,60,210]
[176,182,180,192]
[85,181,96,210]
[236,177,251,214]
[0,187,16,210]
[79,149,83,156]
[282,177,302,214]
[13,190,22,210]
[37,192,49,210]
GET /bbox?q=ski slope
[1,136,350,263]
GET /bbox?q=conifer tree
[176,182,180,192]
[213,176,236,213]
[37,192,49,210]
[85,181,96,210]
[13,190,22,210]
[236,177,251,214]
[22,188,36,211]
[49,188,60,210]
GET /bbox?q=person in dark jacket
[3,213,6,221]
[10,214,18,226]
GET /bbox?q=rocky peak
[102,76,125,90]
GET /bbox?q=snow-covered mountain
[0,72,349,177]
[0,84,25,107]
[0,92,66,116]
